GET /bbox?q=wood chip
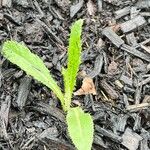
[102,27,124,48]
[54,0,70,12]
[115,114,128,132]
[126,103,150,112]
[1,0,12,7]
[122,128,142,150]
[120,15,146,33]
[87,0,96,16]
[32,102,65,123]
[126,32,138,47]
[115,80,124,89]
[130,6,140,19]
[70,0,83,18]
[94,135,108,149]
[38,127,59,139]
[139,76,150,86]
[16,76,32,110]
[100,80,119,100]
[97,38,104,49]
[0,13,3,20]
[140,129,150,150]
[140,44,150,54]
[114,6,130,19]
[134,85,142,104]
[36,18,63,45]
[88,54,103,78]
[4,13,21,26]
[142,95,150,103]
[12,0,29,8]
[108,61,118,75]
[95,125,122,143]
[123,93,129,107]
[74,77,96,96]
[121,44,150,62]
[136,0,150,9]
[97,0,103,12]
[0,96,11,139]
[120,74,133,86]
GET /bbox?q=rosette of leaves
[2,19,94,150]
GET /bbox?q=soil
[0,0,150,150]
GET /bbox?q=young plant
[2,19,94,150]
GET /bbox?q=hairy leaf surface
[67,107,94,150]
[2,41,64,108]
[63,19,83,111]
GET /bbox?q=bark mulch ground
[0,0,150,149]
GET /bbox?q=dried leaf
[87,0,96,16]
[78,70,87,78]
[74,77,96,95]
[111,24,121,32]
[108,19,120,32]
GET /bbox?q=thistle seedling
[1,19,94,150]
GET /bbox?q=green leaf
[63,19,83,111]
[2,40,65,108]
[66,107,94,150]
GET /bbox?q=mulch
[0,0,150,149]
